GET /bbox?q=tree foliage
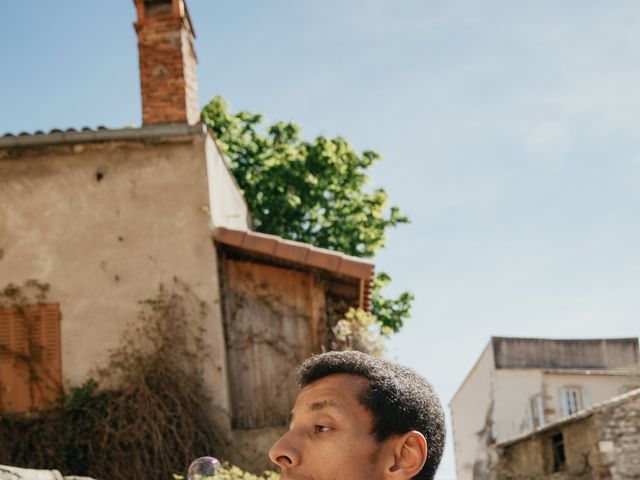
[201,97,413,332]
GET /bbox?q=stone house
[0,0,373,471]
[450,337,640,480]
[492,387,640,480]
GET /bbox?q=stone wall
[493,390,640,480]
[594,393,640,479]
[493,416,599,480]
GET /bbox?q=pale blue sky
[2,2,640,478]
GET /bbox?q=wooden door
[222,259,325,429]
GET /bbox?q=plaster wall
[493,369,544,439]
[205,135,250,230]
[0,133,231,426]
[450,344,495,480]
[543,373,640,422]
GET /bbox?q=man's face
[268,373,392,480]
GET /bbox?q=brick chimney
[133,0,199,125]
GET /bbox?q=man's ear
[386,431,427,479]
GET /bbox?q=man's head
[268,351,445,480]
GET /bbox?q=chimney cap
[133,0,196,36]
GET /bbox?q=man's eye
[314,425,331,433]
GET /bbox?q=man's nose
[268,430,301,469]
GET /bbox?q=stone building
[0,0,373,471]
[492,387,640,480]
[450,337,640,480]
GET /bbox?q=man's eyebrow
[308,399,342,412]
[288,400,342,424]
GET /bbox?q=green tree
[201,97,414,332]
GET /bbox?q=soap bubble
[187,456,222,480]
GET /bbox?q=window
[551,433,566,471]
[0,304,61,413]
[527,394,545,430]
[560,387,588,416]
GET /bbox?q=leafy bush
[174,463,279,480]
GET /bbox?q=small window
[551,433,566,471]
[527,394,545,430]
[560,387,586,416]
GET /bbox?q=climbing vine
[0,280,62,412]
[0,281,233,479]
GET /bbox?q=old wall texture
[495,417,599,480]
[451,343,496,480]
[134,0,200,125]
[594,393,640,479]
[452,338,640,480]
[543,372,640,422]
[494,390,640,480]
[494,369,544,438]
[205,134,251,230]
[0,131,232,429]
[492,338,639,370]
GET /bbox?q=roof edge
[0,123,208,149]
[542,368,640,376]
[213,227,374,309]
[491,335,639,343]
[450,340,493,405]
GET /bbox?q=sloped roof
[214,227,374,309]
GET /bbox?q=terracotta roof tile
[214,227,374,310]
[273,238,311,264]
[306,248,342,272]
[242,230,279,255]
[338,256,377,278]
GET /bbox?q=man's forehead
[294,373,368,410]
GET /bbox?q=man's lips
[277,469,313,480]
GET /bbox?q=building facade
[451,337,640,480]
[493,388,640,480]
[0,0,374,471]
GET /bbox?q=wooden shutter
[222,259,326,429]
[0,304,62,412]
[559,387,568,416]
